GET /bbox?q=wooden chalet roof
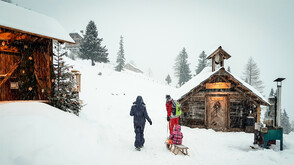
[175,67,270,106]
[0,1,74,43]
[207,46,231,59]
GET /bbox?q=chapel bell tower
[207,46,231,72]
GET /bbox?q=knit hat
[166,94,171,100]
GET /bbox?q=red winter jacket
[166,99,176,118]
[169,125,183,145]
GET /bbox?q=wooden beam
[0,32,13,40]
[0,61,20,88]
[178,83,204,103]
[179,92,192,104]
[206,92,240,95]
[218,75,229,82]
[34,70,43,100]
[206,75,218,83]
[257,106,261,122]
[206,74,228,83]
[0,100,49,104]
[234,87,259,106]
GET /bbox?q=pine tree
[242,57,264,93]
[115,36,125,72]
[165,74,172,85]
[50,42,82,116]
[195,51,208,74]
[174,48,192,86]
[80,20,109,66]
[281,109,292,134]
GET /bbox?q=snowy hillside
[0,58,293,165]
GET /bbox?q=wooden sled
[166,141,189,155]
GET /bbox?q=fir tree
[165,74,172,85]
[195,51,208,74]
[50,42,82,116]
[115,36,125,72]
[269,88,275,98]
[281,109,292,134]
[242,57,264,93]
[174,48,192,86]
[265,88,277,120]
[80,20,109,66]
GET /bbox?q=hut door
[206,96,228,131]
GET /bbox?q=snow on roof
[0,1,74,43]
[228,71,270,105]
[174,67,220,100]
[175,66,269,105]
[124,63,144,73]
[125,63,139,69]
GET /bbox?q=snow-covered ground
[0,58,293,165]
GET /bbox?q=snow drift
[0,58,293,165]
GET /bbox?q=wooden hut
[0,2,74,102]
[176,46,269,132]
[124,63,144,74]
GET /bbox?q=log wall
[179,71,259,132]
[0,38,52,101]
[180,92,206,127]
[0,52,20,100]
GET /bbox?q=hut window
[71,70,81,92]
[10,82,19,89]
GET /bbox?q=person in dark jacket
[130,96,152,151]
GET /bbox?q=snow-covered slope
[0,102,101,165]
[0,58,293,165]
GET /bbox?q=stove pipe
[274,78,285,128]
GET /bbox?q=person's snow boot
[135,147,141,151]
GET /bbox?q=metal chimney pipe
[274,78,285,128]
[276,84,281,127]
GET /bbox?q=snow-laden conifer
[50,42,82,116]
[80,20,109,66]
[115,36,125,72]
[174,48,192,87]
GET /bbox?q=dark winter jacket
[130,96,152,127]
[169,125,183,145]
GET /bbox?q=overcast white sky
[10,0,294,120]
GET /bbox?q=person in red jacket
[166,95,179,135]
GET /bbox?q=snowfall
[0,57,293,165]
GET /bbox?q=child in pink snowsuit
[169,125,183,145]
